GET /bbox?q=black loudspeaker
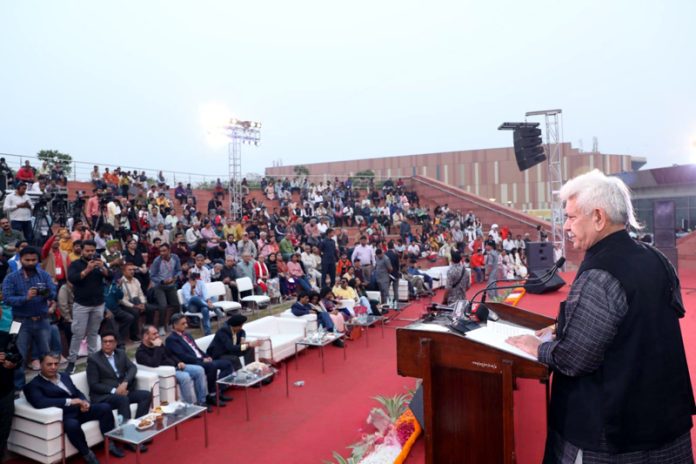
[524,269,566,294]
[526,242,554,272]
[653,200,676,247]
[513,127,546,171]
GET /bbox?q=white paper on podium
[464,320,539,361]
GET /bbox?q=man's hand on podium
[506,335,541,358]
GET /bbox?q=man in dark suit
[165,313,233,406]
[206,314,262,370]
[319,228,338,288]
[24,353,125,464]
[0,319,21,458]
[385,240,401,301]
[86,332,151,451]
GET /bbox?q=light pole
[224,119,261,220]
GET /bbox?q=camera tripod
[32,205,52,247]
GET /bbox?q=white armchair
[9,370,159,464]
[278,308,318,332]
[424,266,449,290]
[244,316,308,363]
[135,363,177,404]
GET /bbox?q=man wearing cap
[206,315,263,370]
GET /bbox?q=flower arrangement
[325,389,421,464]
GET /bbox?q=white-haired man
[508,169,694,463]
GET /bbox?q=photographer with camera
[1,246,57,390]
[65,240,111,374]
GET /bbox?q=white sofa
[388,279,410,302]
[243,316,309,363]
[424,265,450,290]
[9,370,159,464]
[278,308,318,332]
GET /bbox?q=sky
[1,0,695,181]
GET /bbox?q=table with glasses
[347,315,385,347]
[104,402,207,464]
[294,331,347,373]
[216,367,278,420]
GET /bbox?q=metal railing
[0,152,221,188]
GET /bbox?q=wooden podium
[396,302,554,464]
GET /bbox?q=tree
[293,165,310,177]
[37,149,73,175]
[352,169,375,188]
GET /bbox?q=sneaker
[64,362,76,375]
[30,359,40,371]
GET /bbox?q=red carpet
[8,270,696,463]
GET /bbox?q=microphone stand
[448,259,565,333]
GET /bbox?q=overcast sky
[1,0,695,180]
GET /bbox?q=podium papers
[465,320,539,361]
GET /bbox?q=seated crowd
[0,171,540,463]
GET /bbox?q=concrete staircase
[404,175,585,267]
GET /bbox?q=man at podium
[508,170,695,463]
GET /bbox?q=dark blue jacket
[24,372,86,411]
[165,331,207,365]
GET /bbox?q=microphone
[474,256,566,315]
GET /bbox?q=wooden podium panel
[397,302,553,464]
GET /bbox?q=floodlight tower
[224,119,261,219]
[525,109,564,258]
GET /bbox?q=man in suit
[24,353,125,464]
[0,315,21,458]
[206,314,262,371]
[86,332,151,452]
[318,228,337,288]
[165,313,233,407]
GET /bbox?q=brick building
[265,143,646,211]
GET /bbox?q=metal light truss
[225,120,261,220]
[526,109,564,259]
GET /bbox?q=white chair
[424,266,450,290]
[205,281,242,314]
[389,279,410,302]
[177,289,223,332]
[9,370,159,464]
[235,277,271,312]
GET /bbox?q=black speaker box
[524,269,566,294]
[526,242,555,272]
